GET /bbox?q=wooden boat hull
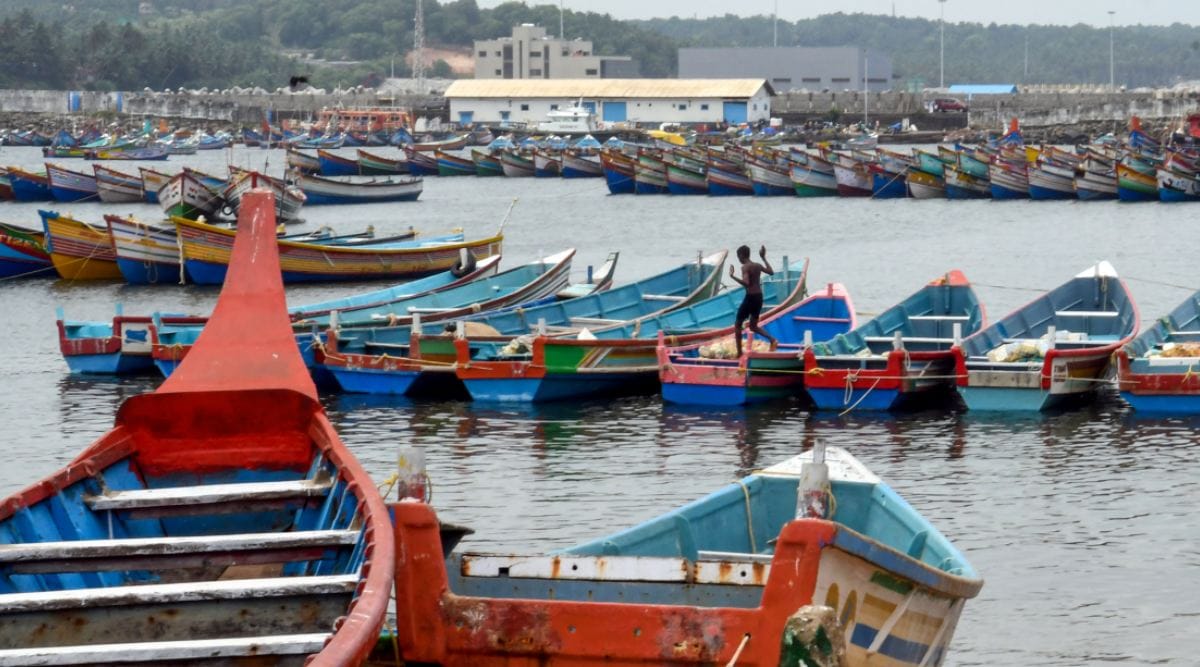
[177,217,502,285]
[7,168,51,201]
[871,169,909,198]
[470,149,504,176]
[46,163,99,202]
[286,148,321,173]
[789,163,838,197]
[560,151,603,178]
[746,160,793,196]
[94,165,143,203]
[106,215,183,285]
[599,151,635,193]
[435,150,477,176]
[833,163,873,197]
[943,166,990,200]
[955,262,1137,412]
[160,171,223,220]
[0,223,53,279]
[707,163,753,196]
[660,284,856,406]
[666,163,708,195]
[58,314,157,374]
[385,446,981,666]
[317,149,361,176]
[1116,162,1158,202]
[1028,165,1076,200]
[988,165,1029,199]
[634,154,668,194]
[139,167,170,203]
[906,170,945,199]
[298,174,423,205]
[357,148,409,175]
[1116,288,1200,412]
[40,210,123,280]
[3,190,394,665]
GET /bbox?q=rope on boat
[725,633,752,667]
[839,374,884,417]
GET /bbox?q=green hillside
[0,2,1196,91]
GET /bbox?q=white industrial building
[443,79,774,126]
[474,24,638,80]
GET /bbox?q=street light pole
[1108,11,1116,90]
[773,0,778,48]
[939,0,947,89]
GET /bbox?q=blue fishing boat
[317,149,361,176]
[6,167,51,201]
[404,147,440,176]
[0,189,395,665]
[804,271,985,412]
[0,223,53,279]
[152,251,586,378]
[659,282,856,406]
[454,256,803,403]
[1116,288,1200,412]
[321,253,720,397]
[45,163,98,202]
[599,150,636,193]
[388,444,982,665]
[953,261,1138,411]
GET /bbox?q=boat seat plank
[0,633,331,666]
[0,529,358,564]
[85,479,333,511]
[906,315,970,321]
[643,294,686,302]
[1166,330,1200,337]
[862,336,957,344]
[0,574,358,613]
[567,317,623,326]
[793,315,853,323]
[1054,310,1118,317]
[696,550,774,565]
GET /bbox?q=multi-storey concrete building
[474,24,637,80]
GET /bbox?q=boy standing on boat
[729,245,778,356]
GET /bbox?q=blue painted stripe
[850,622,933,665]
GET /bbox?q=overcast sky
[477,1,1199,27]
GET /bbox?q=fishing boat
[176,216,502,285]
[665,155,708,195]
[295,173,423,205]
[470,148,504,177]
[497,150,534,178]
[1116,157,1160,202]
[871,149,912,199]
[2,189,394,666]
[943,165,990,199]
[46,163,99,202]
[1116,288,1200,412]
[138,167,171,204]
[952,261,1138,411]
[789,153,838,197]
[316,149,361,176]
[60,254,498,376]
[533,149,562,177]
[560,149,603,178]
[632,151,668,194]
[746,157,793,196]
[413,134,469,151]
[1157,167,1200,202]
[0,168,13,201]
[1075,156,1117,200]
[6,167,51,201]
[832,159,874,197]
[223,170,306,222]
[658,282,856,406]
[599,149,636,193]
[1027,160,1077,200]
[93,165,143,203]
[906,169,946,199]
[106,215,184,285]
[454,255,803,403]
[84,145,170,161]
[400,148,437,177]
[706,157,754,196]
[356,148,409,175]
[804,271,984,412]
[385,443,982,666]
[0,222,54,279]
[287,148,321,174]
[319,253,705,397]
[988,159,1029,199]
[159,170,224,220]
[434,149,477,177]
[39,210,123,280]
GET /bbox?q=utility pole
[773,0,778,48]
[1023,31,1029,81]
[1108,11,1116,90]
[938,0,947,89]
[864,54,869,126]
[560,0,565,39]
[413,0,425,94]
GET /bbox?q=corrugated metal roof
[444,79,772,99]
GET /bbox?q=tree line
[0,2,1196,91]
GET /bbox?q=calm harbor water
[2,145,1199,664]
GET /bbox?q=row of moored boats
[0,188,985,666]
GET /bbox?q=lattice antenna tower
[413,0,425,94]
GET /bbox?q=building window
[495,69,502,76]
[700,103,709,110]
[520,103,529,111]
[530,51,541,57]
[585,68,598,76]
[772,78,792,85]
[500,110,510,120]
[752,104,757,110]
[562,48,569,56]
[802,77,821,83]
[495,51,502,57]
[677,103,687,110]
[478,51,487,57]
[530,69,542,76]
[550,104,558,110]
[832,77,851,83]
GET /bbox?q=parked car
[933,98,968,112]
